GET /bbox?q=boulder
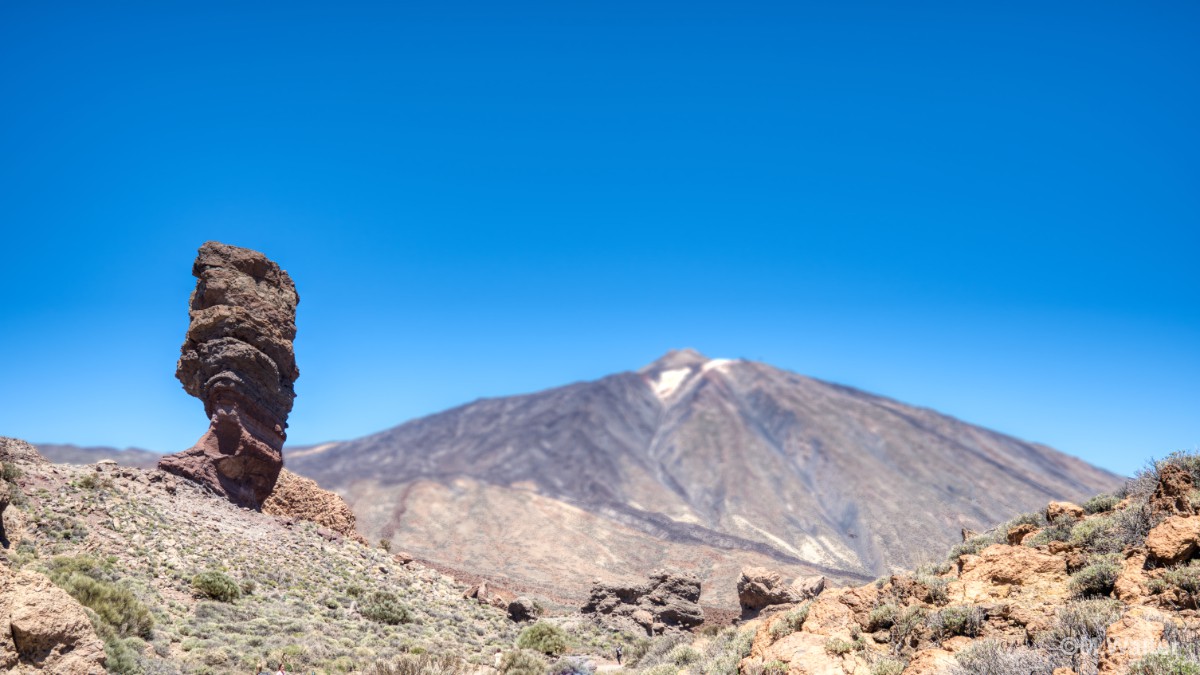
[1098,606,1165,674]
[737,566,797,613]
[0,473,9,546]
[581,569,703,631]
[1150,464,1195,517]
[506,597,539,622]
[158,241,299,509]
[0,566,106,673]
[1046,501,1085,522]
[792,574,827,600]
[1145,515,1200,565]
[1007,523,1038,545]
[261,469,367,544]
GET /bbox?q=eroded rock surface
[581,570,703,632]
[737,566,798,614]
[261,469,366,544]
[158,241,299,508]
[0,566,106,673]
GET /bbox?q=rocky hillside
[0,436,635,673]
[288,349,1121,607]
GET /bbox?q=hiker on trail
[616,645,623,665]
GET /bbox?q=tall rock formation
[158,241,299,508]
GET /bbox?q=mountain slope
[34,443,162,469]
[288,350,1122,606]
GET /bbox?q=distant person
[616,645,623,665]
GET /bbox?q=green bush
[825,637,856,655]
[500,650,548,675]
[379,538,392,552]
[1129,651,1200,675]
[361,590,413,625]
[1084,493,1121,514]
[57,573,154,638]
[516,622,569,656]
[1,461,21,481]
[769,602,811,639]
[191,570,241,602]
[870,658,906,675]
[699,627,754,675]
[868,603,897,631]
[1069,516,1121,554]
[547,656,595,675]
[1069,556,1120,598]
[1025,516,1076,547]
[927,605,984,639]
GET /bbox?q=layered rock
[581,570,703,633]
[261,469,366,544]
[158,242,299,508]
[0,566,106,673]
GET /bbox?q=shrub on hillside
[191,570,241,602]
[500,649,548,675]
[1129,651,1200,675]
[367,653,465,675]
[1084,493,1121,514]
[950,639,1055,675]
[869,658,906,675]
[361,590,413,625]
[927,605,984,640]
[699,627,754,675]
[516,622,569,656]
[769,602,811,639]
[1069,556,1120,598]
[547,656,595,675]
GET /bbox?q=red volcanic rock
[158,242,299,508]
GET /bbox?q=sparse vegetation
[950,639,1055,675]
[768,601,810,639]
[927,605,984,640]
[500,649,548,675]
[1084,493,1121,514]
[1129,651,1200,675]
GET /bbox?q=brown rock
[1098,606,1165,674]
[955,544,1068,603]
[158,241,300,508]
[1150,464,1195,517]
[737,566,798,614]
[581,569,703,631]
[0,566,106,673]
[1007,522,1038,545]
[506,597,539,622]
[1047,501,1085,522]
[0,437,46,466]
[902,648,956,674]
[792,574,827,600]
[0,473,10,546]
[1114,548,1149,603]
[1145,516,1200,565]
[261,469,366,544]
[464,581,490,602]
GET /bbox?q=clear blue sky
[1,1,1196,477]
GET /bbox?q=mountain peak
[638,348,710,374]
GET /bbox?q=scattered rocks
[1046,500,1085,522]
[1145,515,1200,565]
[261,469,366,544]
[1150,464,1195,517]
[158,241,300,509]
[581,570,703,633]
[0,566,106,673]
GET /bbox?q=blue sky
[1,1,1195,476]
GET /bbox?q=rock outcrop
[506,597,539,622]
[737,566,798,614]
[0,566,106,673]
[1046,500,1085,522]
[1145,515,1200,565]
[0,437,46,466]
[1150,464,1195,517]
[581,570,703,633]
[261,469,366,544]
[158,241,299,509]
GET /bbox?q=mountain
[287,349,1122,608]
[34,443,162,469]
